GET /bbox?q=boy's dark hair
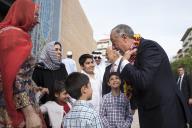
[107,72,121,82]
[79,54,93,66]
[49,80,66,101]
[54,41,62,48]
[65,72,89,100]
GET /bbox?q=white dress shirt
[110,56,122,72]
[81,70,102,113]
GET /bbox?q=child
[63,72,103,128]
[100,72,133,128]
[79,54,102,113]
[40,81,72,128]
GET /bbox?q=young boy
[100,72,133,128]
[79,54,102,112]
[63,72,103,128]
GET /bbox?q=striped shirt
[100,92,133,128]
[63,100,103,128]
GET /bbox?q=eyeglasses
[94,56,101,60]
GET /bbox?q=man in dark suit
[177,66,192,103]
[110,24,191,128]
[177,66,192,128]
[102,46,122,96]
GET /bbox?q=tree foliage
[171,48,192,75]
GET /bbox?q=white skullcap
[67,51,72,56]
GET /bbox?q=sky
[79,0,192,59]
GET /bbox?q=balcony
[188,37,192,42]
[183,41,189,47]
[183,47,189,53]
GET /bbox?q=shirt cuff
[120,59,129,72]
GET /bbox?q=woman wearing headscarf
[32,41,68,104]
[32,41,68,128]
[0,0,42,127]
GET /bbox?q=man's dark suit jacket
[121,38,191,128]
[102,64,112,96]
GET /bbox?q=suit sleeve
[121,42,163,90]
[187,74,192,98]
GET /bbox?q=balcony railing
[183,41,189,47]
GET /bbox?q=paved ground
[131,110,140,128]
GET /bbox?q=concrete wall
[60,0,96,71]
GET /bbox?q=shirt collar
[114,56,122,66]
[74,100,93,108]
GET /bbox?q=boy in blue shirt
[100,72,133,128]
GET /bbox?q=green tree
[171,47,192,75]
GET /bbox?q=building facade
[176,27,192,59]
[60,0,96,70]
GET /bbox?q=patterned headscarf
[39,41,62,70]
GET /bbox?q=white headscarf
[39,41,61,70]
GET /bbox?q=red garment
[58,101,71,114]
[0,0,37,32]
[63,102,71,114]
[0,0,37,127]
